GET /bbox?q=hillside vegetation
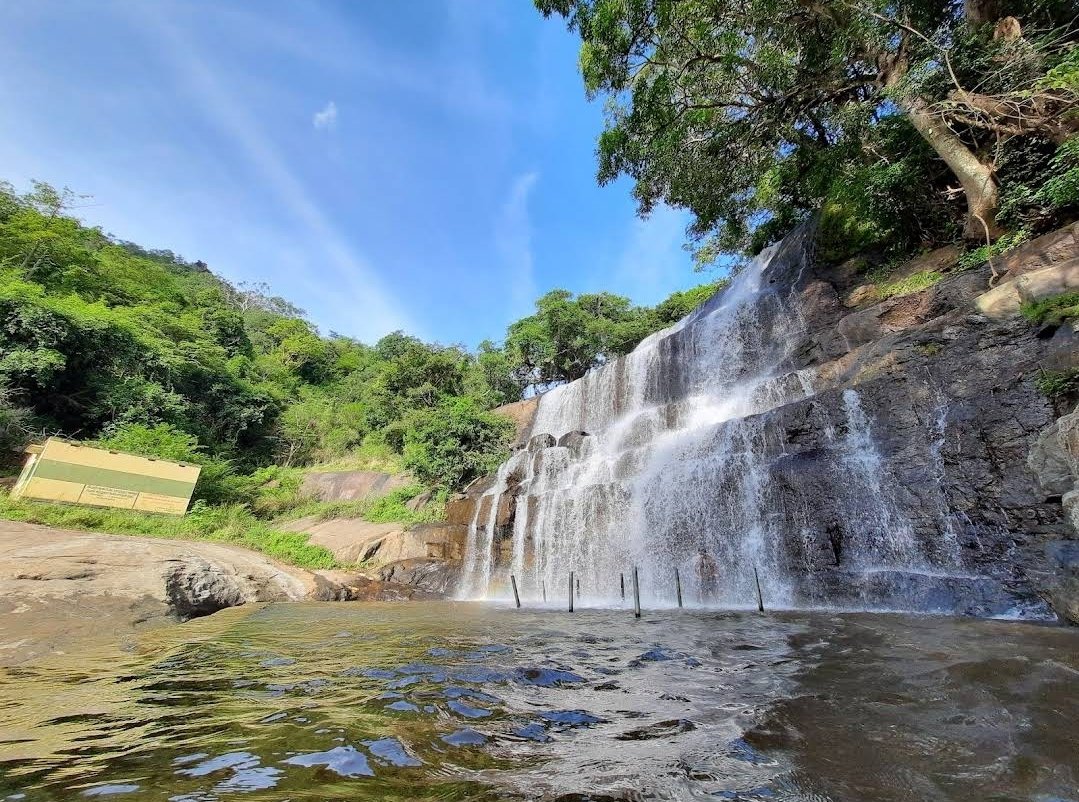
[0,179,720,561]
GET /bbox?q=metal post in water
[542,580,547,603]
[620,572,625,600]
[675,568,683,609]
[568,571,574,613]
[753,565,765,612]
[632,566,641,619]
[510,574,521,609]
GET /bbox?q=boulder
[528,433,556,452]
[444,495,477,526]
[378,559,461,595]
[493,397,540,448]
[1027,407,1079,500]
[300,471,412,502]
[975,259,1079,319]
[277,517,468,567]
[557,430,590,456]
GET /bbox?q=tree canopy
[537,0,1079,260]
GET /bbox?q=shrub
[1035,368,1079,401]
[400,397,514,489]
[957,228,1031,271]
[1021,292,1079,327]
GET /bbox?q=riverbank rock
[0,521,419,665]
[276,517,468,576]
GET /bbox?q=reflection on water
[0,602,1077,801]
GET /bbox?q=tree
[536,0,1079,251]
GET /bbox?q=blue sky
[0,0,707,348]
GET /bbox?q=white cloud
[312,100,337,131]
[494,171,539,318]
[612,204,694,304]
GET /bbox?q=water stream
[1,602,1075,801]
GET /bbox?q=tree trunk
[963,0,1000,26]
[903,99,1002,242]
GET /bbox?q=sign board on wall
[11,438,201,516]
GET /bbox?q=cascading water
[456,227,1040,616]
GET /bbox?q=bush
[1021,292,1079,326]
[957,228,1031,271]
[1035,368,1079,401]
[400,398,514,489]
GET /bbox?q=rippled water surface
[0,602,1077,801]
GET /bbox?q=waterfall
[455,226,1025,615]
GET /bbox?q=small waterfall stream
[456,228,1030,614]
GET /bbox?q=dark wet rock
[556,430,591,456]
[512,667,586,687]
[615,718,696,741]
[528,433,556,452]
[164,559,248,620]
[377,558,460,595]
[538,709,605,727]
[1045,541,1079,624]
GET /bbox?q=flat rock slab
[300,471,412,502]
[0,521,334,665]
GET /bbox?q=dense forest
[0,180,719,503]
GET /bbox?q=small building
[11,437,201,516]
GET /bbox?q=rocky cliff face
[437,223,1079,621]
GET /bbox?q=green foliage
[537,0,1079,261]
[1037,135,1079,212]
[1021,292,1079,325]
[97,422,202,463]
[399,398,516,489]
[1035,368,1079,400]
[874,271,945,301]
[504,282,721,388]
[0,390,32,459]
[957,228,1032,270]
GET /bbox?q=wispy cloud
[610,205,695,304]
[495,171,539,319]
[312,100,337,130]
[135,8,417,342]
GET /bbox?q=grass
[957,228,1031,271]
[1035,368,1079,401]
[309,441,406,474]
[1021,292,1079,327]
[0,492,341,569]
[279,484,447,526]
[852,269,945,305]
[849,227,1035,307]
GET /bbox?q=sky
[0,0,708,348]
